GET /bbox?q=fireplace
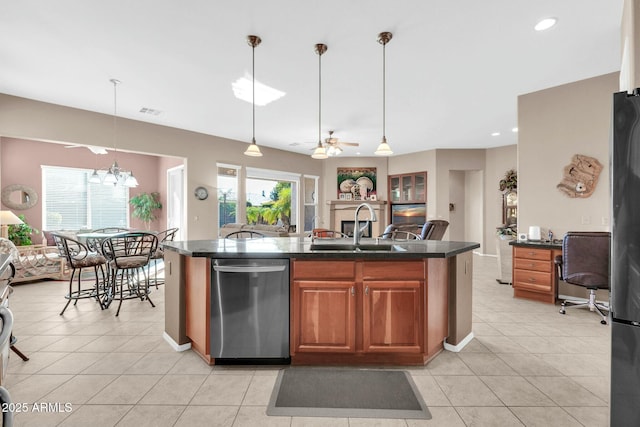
[328,200,386,238]
[341,220,372,238]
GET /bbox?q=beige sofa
[219,223,289,238]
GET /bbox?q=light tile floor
[5,255,610,426]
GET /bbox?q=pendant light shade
[311,43,328,160]
[375,32,393,156]
[244,35,263,157]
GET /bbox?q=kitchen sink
[309,242,405,252]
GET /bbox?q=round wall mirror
[1,184,39,210]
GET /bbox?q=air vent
[139,107,162,116]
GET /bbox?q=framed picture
[337,167,377,199]
[339,193,347,200]
[345,193,352,200]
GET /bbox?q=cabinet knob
[351,286,355,296]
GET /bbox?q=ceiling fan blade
[64,145,108,154]
[339,142,359,147]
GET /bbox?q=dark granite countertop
[509,239,562,249]
[163,237,480,259]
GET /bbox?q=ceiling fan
[64,145,108,155]
[309,131,359,156]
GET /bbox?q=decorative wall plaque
[556,154,603,198]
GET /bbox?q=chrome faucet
[353,203,377,246]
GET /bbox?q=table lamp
[0,211,23,239]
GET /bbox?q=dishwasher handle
[213,264,286,273]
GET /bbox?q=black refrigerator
[611,89,640,426]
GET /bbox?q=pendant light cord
[382,41,386,140]
[111,79,119,157]
[318,48,322,145]
[252,43,256,144]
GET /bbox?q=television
[391,204,426,225]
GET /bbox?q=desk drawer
[513,269,552,293]
[514,247,552,261]
[514,258,552,273]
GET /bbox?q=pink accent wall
[1,137,183,237]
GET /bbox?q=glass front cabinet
[389,172,426,203]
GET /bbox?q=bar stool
[51,233,107,315]
[150,227,178,288]
[101,232,158,316]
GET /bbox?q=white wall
[466,170,484,249]
[448,171,465,241]
[517,73,618,238]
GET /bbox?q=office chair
[555,231,610,325]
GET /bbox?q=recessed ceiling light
[491,132,501,137]
[512,127,519,133]
[232,73,286,106]
[535,17,557,31]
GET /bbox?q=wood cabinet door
[291,280,356,353]
[362,280,423,353]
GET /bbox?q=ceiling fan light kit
[244,35,264,157]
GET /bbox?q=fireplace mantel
[328,200,387,236]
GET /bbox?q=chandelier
[89,79,138,187]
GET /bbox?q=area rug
[266,367,431,419]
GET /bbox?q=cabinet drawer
[514,258,552,273]
[292,260,355,279]
[514,247,552,261]
[513,269,552,292]
[363,261,424,280]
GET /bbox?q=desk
[509,240,562,304]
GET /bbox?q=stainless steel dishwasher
[211,258,290,363]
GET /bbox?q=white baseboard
[163,332,191,352]
[443,332,475,352]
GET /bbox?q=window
[303,175,319,232]
[42,165,129,230]
[245,167,299,231]
[217,164,239,227]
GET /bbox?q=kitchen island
[163,237,479,365]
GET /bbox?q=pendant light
[311,43,328,160]
[374,31,393,156]
[90,79,138,187]
[244,35,263,157]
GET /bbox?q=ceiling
[0,1,623,157]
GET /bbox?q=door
[291,280,356,353]
[167,165,184,241]
[362,280,423,353]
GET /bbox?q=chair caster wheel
[601,320,607,325]
[559,309,566,314]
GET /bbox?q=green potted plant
[8,214,40,246]
[129,192,162,230]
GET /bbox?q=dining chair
[51,233,108,315]
[100,232,158,316]
[387,230,422,241]
[224,230,266,239]
[311,228,349,239]
[150,227,178,288]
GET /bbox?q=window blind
[42,166,129,230]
